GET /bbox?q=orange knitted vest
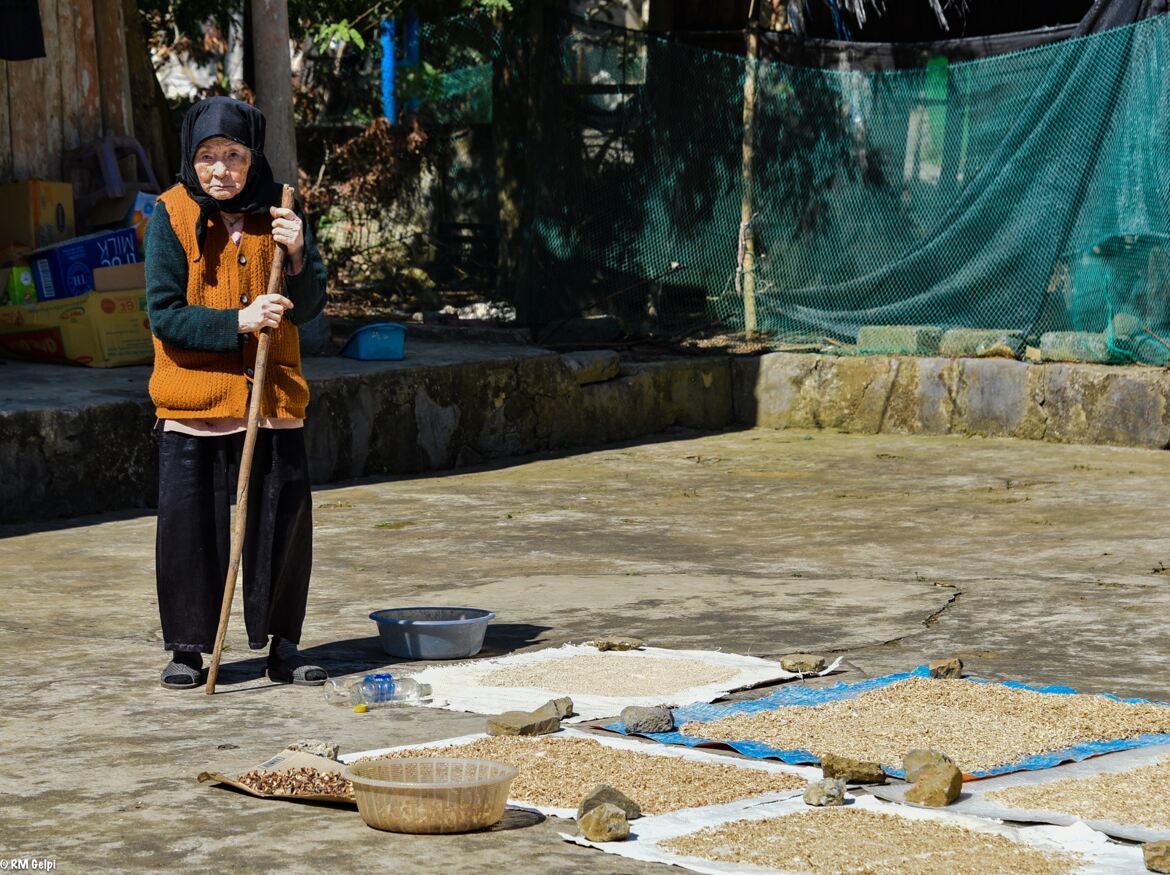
[149,186,309,420]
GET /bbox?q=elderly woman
[146,96,328,689]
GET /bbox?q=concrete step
[0,341,732,523]
[4,345,1170,523]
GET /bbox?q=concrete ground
[2,427,1169,872]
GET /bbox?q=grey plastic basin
[369,607,496,660]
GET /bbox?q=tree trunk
[122,0,175,186]
[737,24,759,333]
[226,7,247,97]
[250,0,298,187]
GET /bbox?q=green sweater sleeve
[283,212,328,326]
[145,200,242,352]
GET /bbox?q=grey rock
[535,696,575,720]
[904,761,963,807]
[939,328,1025,360]
[577,784,641,821]
[857,324,943,356]
[485,710,561,737]
[621,705,674,734]
[562,350,620,386]
[820,753,886,784]
[1039,331,1117,364]
[591,635,644,652]
[802,778,846,807]
[578,802,630,842]
[780,653,826,673]
[928,657,963,679]
[287,739,340,760]
[903,749,956,784]
[1144,840,1170,873]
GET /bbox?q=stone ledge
[733,353,1170,449]
[5,346,1169,523]
[0,342,732,523]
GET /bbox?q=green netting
[424,12,1170,362]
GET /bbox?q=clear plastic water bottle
[323,674,431,707]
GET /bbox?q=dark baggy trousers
[156,428,313,654]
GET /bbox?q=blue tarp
[604,666,1170,779]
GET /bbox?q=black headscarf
[178,97,283,259]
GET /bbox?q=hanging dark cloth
[759,25,1078,70]
[764,0,1169,69]
[1076,0,1170,33]
[0,0,46,60]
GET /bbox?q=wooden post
[9,0,57,178]
[93,0,134,139]
[251,0,298,187]
[737,19,760,334]
[63,0,103,151]
[0,63,11,181]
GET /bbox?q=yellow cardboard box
[0,180,75,249]
[93,261,145,292]
[0,288,153,367]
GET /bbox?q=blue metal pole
[380,18,396,123]
[403,9,420,115]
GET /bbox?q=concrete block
[561,350,620,386]
[938,328,1024,359]
[954,358,1039,439]
[732,353,818,429]
[812,356,900,432]
[856,325,943,356]
[1039,332,1116,364]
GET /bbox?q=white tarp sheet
[560,793,1147,874]
[407,643,841,721]
[872,743,1170,843]
[341,726,820,820]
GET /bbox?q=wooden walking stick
[207,183,296,694]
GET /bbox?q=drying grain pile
[370,736,803,813]
[478,653,738,698]
[660,808,1083,875]
[681,678,1170,773]
[987,758,1170,829]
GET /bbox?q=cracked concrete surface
[3,428,1170,872]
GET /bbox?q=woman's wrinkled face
[193,136,251,200]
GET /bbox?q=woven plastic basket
[347,757,517,833]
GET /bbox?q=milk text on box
[96,232,138,267]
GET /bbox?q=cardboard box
[93,261,145,292]
[0,265,37,305]
[29,227,139,301]
[0,288,153,367]
[127,191,157,248]
[0,180,75,249]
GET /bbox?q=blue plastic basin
[340,322,406,360]
[369,607,495,659]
